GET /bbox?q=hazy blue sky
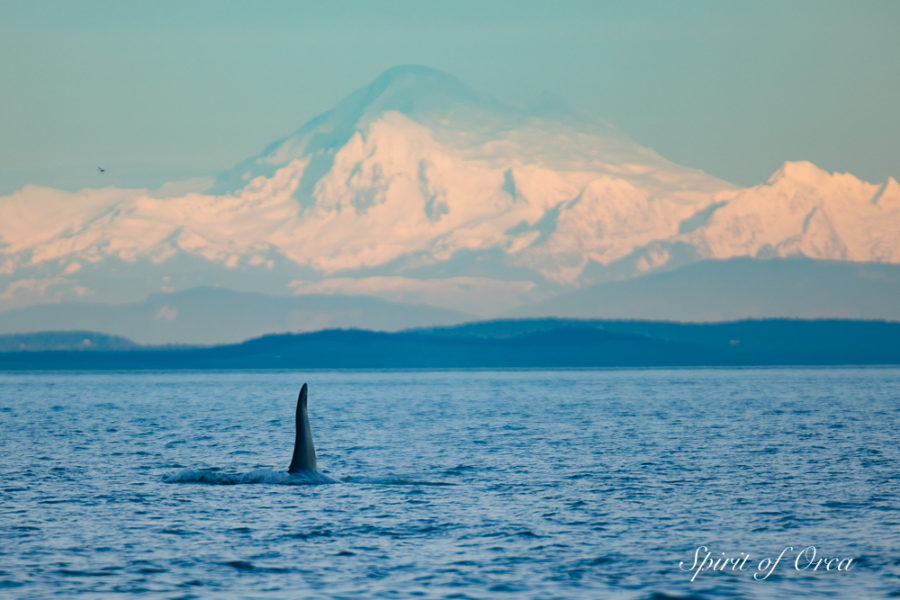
[1,0,897,192]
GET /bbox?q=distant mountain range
[0,287,468,345]
[0,259,898,345]
[0,331,137,352]
[2,318,898,368]
[1,65,897,342]
[513,258,900,322]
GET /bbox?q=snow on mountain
[0,65,897,318]
[686,161,900,263]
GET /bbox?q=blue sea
[1,368,898,599]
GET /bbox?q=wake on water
[162,469,337,485]
[162,469,455,487]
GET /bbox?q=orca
[288,383,318,474]
[163,382,334,485]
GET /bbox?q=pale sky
[1,0,897,193]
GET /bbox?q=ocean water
[0,368,898,599]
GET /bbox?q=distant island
[1,318,898,369]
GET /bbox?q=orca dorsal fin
[288,383,318,473]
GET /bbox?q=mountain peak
[768,160,832,186]
[341,65,496,118]
[210,65,501,192]
[372,65,465,87]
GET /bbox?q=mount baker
[1,66,897,342]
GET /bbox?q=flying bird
[97,167,106,174]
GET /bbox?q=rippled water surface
[1,368,898,599]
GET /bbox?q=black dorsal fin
[288,383,318,473]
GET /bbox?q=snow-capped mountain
[0,65,897,329]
